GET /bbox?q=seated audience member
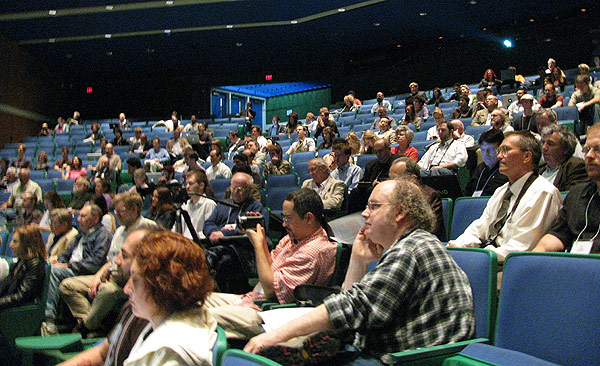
[117,113,129,131]
[428,87,446,107]
[182,114,200,134]
[426,108,446,140]
[179,149,204,178]
[464,129,509,197]
[166,126,191,162]
[538,84,564,109]
[450,95,474,119]
[472,94,508,126]
[148,187,177,230]
[54,147,72,170]
[362,139,398,184]
[68,177,93,210]
[406,82,427,104]
[348,90,361,105]
[314,107,339,139]
[174,170,217,241]
[55,117,69,134]
[547,58,566,90]
[305,113,318,135]
[345,131,362,157]
[129,127,143,150]
[331,140,363,193]
[0,224,47,311]
[245,180,474,364]
[70,111,81,126]
[1,167,18,195]
[0,158,8,184]
[448,83,462,101]
[246,139,266,166]
[128,168,154,201]
[144,138,170,172]
[472,89,488,113]
[539,124,588,191]
[240,151,262,187]
[507,87,540,117]
[123,231,216,365]
[318,126,336,150]
[16,192,42,227]
[449,131,562,262]
[62,156,87,181]
[339,95,359,113]
[371,107,397,130]
[112,128,128,147]
[285,112,300,136]
[206,188,337,339]
[413,95,429,120]
[418,121,467,176]
[39,191,66,232]
[133,134,152,158]
[390,157,446,240]
[535,109,585,160]
[92,179,113,212]
[450,119,476,148]
[359,130,377,154]
[490,109,514,133]
[59,193,155,335]
[264,144,291,179]
[46,208,78,261]
[1,168,42,211]
[370,92,393,113]
[267,115,284,137]
[125,157,142,178]
[206,148,232,181]
[479,68,501,92]
[227,130,245,159]
[84,123,103,144]
[250,126,267,149]
[512,94,538,133]
[89,143,121,175]
[35,151,50,171]
[376,118,396,145]
[461,84,475,106]
[240,101,256,121]
[286,125,315,154]
[93,138,108,156]
[94,195,116,234]
[569,74,600,127]
[158,166,179,188]
[391,125,418,162]
[41,204,113,336]
[11,144,32,170]
[302,158,345,210]
[534,123,600,254]
[203,172,263,243]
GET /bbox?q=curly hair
[389,179,435,233]
[133,231,214,312]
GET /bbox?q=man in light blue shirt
[330,139,363,193]
[144,137,171,172]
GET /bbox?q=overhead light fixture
[166,1,174,4]
[529,18,534,22]
[236,42,243,47]
[164,29,171,33]
[581,8,587,12]
[48,38,56,43]
[482,27,487,31]
[396,44,401,48]
[503,39,513,48]
[438,36,443,40]
[104,34,112,38]
[147,48,155,53]
[226,25,233,29]
[106,5,114,10]
[419,12,427,16]
[469,0,477,4]
[373,22,380,26]
[107,51,113,56]
[338,8,346,12]
[48,10,57,15]
[291,20,298,24]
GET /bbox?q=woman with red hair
[123,231,216,365]
[479,68,501,93]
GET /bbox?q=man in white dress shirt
[418,121,468,176]
[206,148,232,181]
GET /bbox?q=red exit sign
[265,75,272,81]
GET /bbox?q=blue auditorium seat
[356,154,377,170]
[449,196,490,240]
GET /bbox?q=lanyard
[475,166,499,192]
[574,192,600,242]
[429,139,454,169]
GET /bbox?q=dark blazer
[0,257,46,310]
[539,157,588,192]
[512,112,538,134]
[421,184,446,241]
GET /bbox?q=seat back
[212,326,228,366]
[266,187,298,213]
[447,247,497,340]
[290,151,316,164]
[356,154,377,170]
[222,348,282,366]
[449,196,490,240]
[266,174,298,190]
[495,253,600,365]
[441,198,453,242]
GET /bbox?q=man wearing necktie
[449,131,562,262]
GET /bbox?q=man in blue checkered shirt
[245,179,475,364]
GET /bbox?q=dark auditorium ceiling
[0,0,598,82]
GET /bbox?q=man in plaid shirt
[245,179,475,363]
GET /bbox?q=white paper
[259,307,315,332]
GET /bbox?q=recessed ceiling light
[396,44,402,48]
[166,1,174,4]
[419,12,427,16]
[373,22,380,26]
[106,5,113,10]
[48,10,57,15]
[104,34,112,38]
[438,36,443,39]
[529,18,534,22]
[107,51,113,56]
[581,8,587,12]
[48,38,56,43]
[482,27,487,31]
[226,25,233,29]
[236,42,243,47]
[147,48,155,53]
[469,0,477,4]
[291,20,298,24]
[164,29,172,34]
[543,38,552,42]
[338,8,345,12]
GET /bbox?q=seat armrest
[389,338,489,365]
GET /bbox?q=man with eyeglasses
[203,172,263,243]
[534,123,600,254]
[449,131,562,262]
[205,188,336,340]
[244,179,474,364]
[59,192,156,336]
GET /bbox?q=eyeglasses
[365,202,394,211]
[496,146,518,156]
[583,145,600,155]
[231,186,248,193]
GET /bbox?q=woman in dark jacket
[148,186,177,230]
[0,224,47,310]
